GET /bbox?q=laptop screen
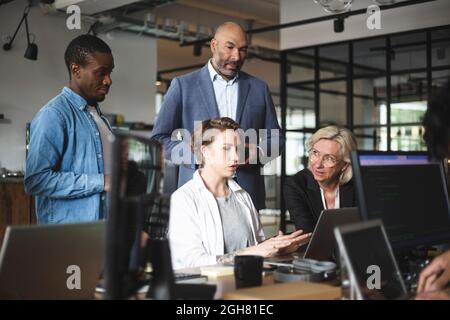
[337,221,407,300]
[0,222,105,299]
[304,207,360,261]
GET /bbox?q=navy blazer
[151,64,284,210]
[284,169,356,233]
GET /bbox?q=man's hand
[415,289,450,300]
[104,174,110,192]
[243,143,259,165]
[141,231,150,248]
[417,250,450,293]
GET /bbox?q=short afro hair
[422,81,450,159]
[64,34,112,78]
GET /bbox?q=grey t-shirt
[216,191,253,254]
[87,106,112,174]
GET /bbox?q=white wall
[281,0,450,50]
[0,0,157,171]
[102,31,157,122]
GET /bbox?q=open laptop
[303,207,360,261]
[334,219,411,300]
[264,208,360,267]
[0,221,105,299]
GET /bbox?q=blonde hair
[307,125,357,185]
[191,117,240,167]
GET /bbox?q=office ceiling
[47,0,280,91]
[49,0,281,85]
[51,0,279,50]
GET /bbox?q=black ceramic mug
[234,255,263,289]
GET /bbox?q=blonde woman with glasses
[284,125,357,233]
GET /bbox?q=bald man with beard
[151,22,284,211]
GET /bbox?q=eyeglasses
[308,149,339,168]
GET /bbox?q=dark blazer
[151,64,284,210]
[284,168,356,233]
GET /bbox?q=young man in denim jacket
[25,35,114,223]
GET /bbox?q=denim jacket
[25,87,111,223]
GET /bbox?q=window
[280,25,450,231]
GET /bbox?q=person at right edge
[416,81,450,299]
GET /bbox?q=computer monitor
[351,150,450,249]
[334,220,408,300]
[104,130,169,299]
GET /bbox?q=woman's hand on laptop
[274,230,312,255]
[242,230,312,258]
[417,250,450,293]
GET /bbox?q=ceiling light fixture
[314,1,352,33]
[314,0,353,14]
[2,5,38,60]
[334,17,345,33]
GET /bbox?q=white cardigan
[168,170,265,269]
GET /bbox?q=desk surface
[96,269,342,300]
[96,268,450,300]
[179,267,341,300]
[223,277,341,300]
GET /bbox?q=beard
[214,57,242,79]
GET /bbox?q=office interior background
[0,0,449,239]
